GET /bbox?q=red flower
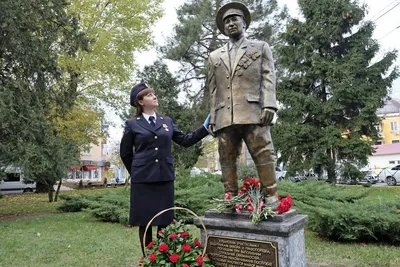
[246,196,252,202]
[170,221,175,224]
[182,243,191,252]
[180,231,189,238]
[169,254,179,263]
[146,241,154,249]
[158,243,168,253]
[194,239,202,248]
[247,205,254,212]
[235,204,243,211]
[276,195,293,214]
[285,195,293,206]
[224,192,232,200]
[149,253,156,262]
[196,255,204,266]
[168,233,178,239]
[182,265,190,267]
[205,254,209,258]
[157,230,163,237]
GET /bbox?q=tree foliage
[61,0,163,111]
[273,0,399,182]
[0,0,89,164]
[0,0,164,200]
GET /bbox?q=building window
[82,146,91,155]
[389,160,395,164]
[390,121,398,132]
[375,140,383,145]
[392,140,400,144]
[397,161,400,164]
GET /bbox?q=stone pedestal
[194,209,308,267]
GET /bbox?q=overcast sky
[109,0,400,144]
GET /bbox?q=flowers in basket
[140,220,215,267]
[214,178,293,224]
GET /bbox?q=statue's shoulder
[210,45,226,58]
[246,39,268,48]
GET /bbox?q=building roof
[377,98,400,115]
[373,143,400,156]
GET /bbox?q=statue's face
[223,15,245,39]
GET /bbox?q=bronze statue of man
[208,2,278,203]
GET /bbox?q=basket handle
[143,207,208,256]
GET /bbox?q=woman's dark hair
[134,88,156,116]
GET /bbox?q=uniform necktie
[229,43,238,74]
[149,116,156,128]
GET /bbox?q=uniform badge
[162,124,169,131]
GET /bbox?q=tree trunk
[48,189,53,202]
[326,148,337,184]
[54,179,62,202]
[35,181,49,193]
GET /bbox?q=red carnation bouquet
[140,220,214,267]
[214,178,293,224]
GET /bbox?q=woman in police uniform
[120,82,210,256]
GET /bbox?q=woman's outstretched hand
[203,114,211,128]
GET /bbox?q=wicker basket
[143,207,208,257]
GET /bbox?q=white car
[0,170,36,194]
[377,165,400,186]
[276,167,287,180]
[190,167,202,177]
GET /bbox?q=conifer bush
[279,181,400,244]
[58,170,224,224]
[58,178,400,244]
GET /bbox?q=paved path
[54,184,74,191]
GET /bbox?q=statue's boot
[256,161,278,204]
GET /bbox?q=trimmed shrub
[58,169,224,224]
[237,163,258,180]
[58,176,400,244]
[279,181,400,244]
[58,195,91,212]
[174,168,224,223]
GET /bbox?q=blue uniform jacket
[120,114,209,183]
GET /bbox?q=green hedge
[279,181,400,244]
[58,175,400,244]
[58,169,224,224]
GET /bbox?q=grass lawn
[0,186,399,266]
[0,187,126,217]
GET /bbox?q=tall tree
[274,0,399,183]
[0,0,163,200]
[0,0,89,166]
[161,0,288,124]
[61,0,163,111]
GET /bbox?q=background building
[66,142,110,183]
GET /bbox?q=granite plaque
[206,235,278,267]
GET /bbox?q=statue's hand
[261,108,275,126]
[208,124,217,137]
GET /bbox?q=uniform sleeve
[208,55,217,125]
[171,119,209,147]
[119,121,134,175]
[260,42,277,110]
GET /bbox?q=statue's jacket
[208,38,277,132]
